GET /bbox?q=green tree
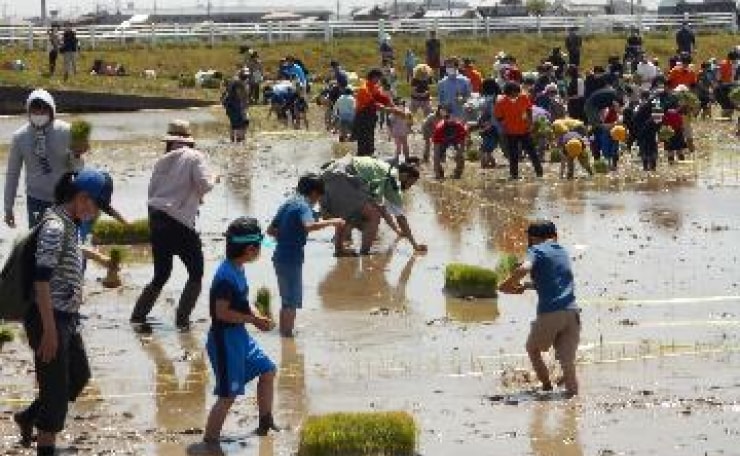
[526,0,548,16]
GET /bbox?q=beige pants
[526,310,581,367]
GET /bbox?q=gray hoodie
[4,89,79,214]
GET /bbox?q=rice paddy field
[0,59,739,455]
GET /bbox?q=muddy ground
[1,108,739,455]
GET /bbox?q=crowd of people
[4,22,740,454]
[223,22,740,182]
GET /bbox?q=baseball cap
[73,168,113,213]
[527,219,557,238]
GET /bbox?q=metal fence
[0,13,736,49]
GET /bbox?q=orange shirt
[462,67,483,93]
[494,94,532,135]
[719,59,734,83]
[668,66,697,88]
[355,80,391,113]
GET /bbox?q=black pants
[504,134,543,179]
[49,50,58,75]
[131,209,204,325]
[353,109,378,156]
[638,138,658,171]
[19,309,90,433]
[568,51,580,67]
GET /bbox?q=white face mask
[446,67,457,77]
[29,114,50,128]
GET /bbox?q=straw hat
[162,119,196,144]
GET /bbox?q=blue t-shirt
[526,241,577,314]
[271,195,315,264]
[209,260,251,328]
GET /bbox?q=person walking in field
[222,69,250,143]
[48,24,60,76]
[675,21,696,56]
[5,90,82,229]
[60,26,79,81]
[494,81,543,180]
[353,69,394,156]
[203,217,280,447]
[426,30,442,80]
[565,27,582,67]
[14,168,114,454]
[130,120,217,330]
[268,174,345,338]
[499,220,581,397]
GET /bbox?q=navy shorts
[206,326,276,398]
[273,260,303,309]
[480,133,498,154]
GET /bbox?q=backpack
[0,214,71,322]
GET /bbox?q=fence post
[324,20,331,42]
[26,24,33,50]
[119,27,125,47]
[378,18,385,42]
[536,14,542,36]
[485,16,491,39]
[473,18,479,37]
[90,24,97,50]
[150,23,156,47]
[267,21,274,45]
[209,21,215,47]
[733,12,739,33]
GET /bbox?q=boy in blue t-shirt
[499,219,581,397]
[203,217,279,446]
[268,174,345,338]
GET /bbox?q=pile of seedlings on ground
[92,218,150,245]
[298,411,417,456]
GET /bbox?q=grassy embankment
[0,32,737,100]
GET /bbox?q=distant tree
[526,0,548,16]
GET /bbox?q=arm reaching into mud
[304,218,345,233]
[396,215,427,253]
[498,261,532,295]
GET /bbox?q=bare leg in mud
[204,397,236,443]
[255,371,280,435]
[359,204,381,255]
[280,309,297,338]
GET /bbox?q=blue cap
[73,168,113,212]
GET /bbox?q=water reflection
[445,296,500,323]
[139,331,208,432]
[529,403,583,456]
[318,250,416,311]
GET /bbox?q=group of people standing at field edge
[289,21,738,179]
[3,81,431,452]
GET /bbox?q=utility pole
[40,0,47,23]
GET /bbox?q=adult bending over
[320,156,426,256]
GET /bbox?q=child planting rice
[499,220,581,397]
[203,217,279,447]
[268,174,345,337]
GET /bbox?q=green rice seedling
[444,263,498,298]
[658,125,675,142]
[254,286,272,317]
[549,148,562,163]
[102,246,127,288]
[92,218,150,245]
[592,158,609,174]
[729,86,740,107]
[465,147,481,162]
[69,120,92,152]
[0,325,15,345]
[108,246,127,265]
[495,253,520,279]
[298,411,417,456]
[675,90,700,115]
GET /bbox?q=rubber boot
[175,280,202,331]
[131,284,162,324]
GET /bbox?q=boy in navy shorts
[268,174,345,337]
[499,220,581,397]
[203,217,279,446]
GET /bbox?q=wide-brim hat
[161,119,196,144]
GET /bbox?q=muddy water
[1,116,740,455]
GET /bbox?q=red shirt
[719,59,734,84]
[494,94,532,135]
[431,118,468,144]
[663,109,683,130]
[355,81,391,113]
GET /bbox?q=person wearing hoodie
[130,120,217,331]
[5,89,82,229]
[437,58,472,119]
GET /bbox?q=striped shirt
[34,207,83,313]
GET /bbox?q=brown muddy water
[1,110,740,455]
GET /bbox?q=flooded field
[1,108,740,455]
